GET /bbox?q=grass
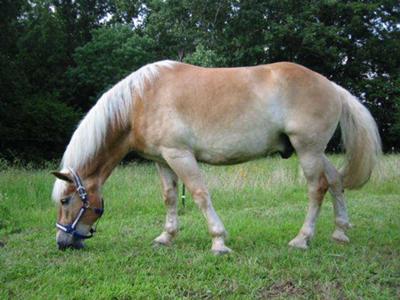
[0,155,399,299]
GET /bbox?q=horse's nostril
[58,244,66,251]
[72,239,84,250]
[57,241,69,251]
[57,239,85,250]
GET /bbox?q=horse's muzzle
[57,239,84,250]
[57,231,85,250]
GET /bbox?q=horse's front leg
[153,163,179,246]
[161,148,232,255]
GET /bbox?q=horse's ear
[51,171,73,183]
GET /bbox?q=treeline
[1,0,399,162]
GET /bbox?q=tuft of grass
[0,156,399,299]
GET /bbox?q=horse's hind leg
[161,148,231,255]
[322,156,352,243]
[154,163,179,246]
[288,149,329,249]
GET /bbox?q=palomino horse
[52,61,381,253]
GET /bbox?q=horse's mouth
[58,239,85,251]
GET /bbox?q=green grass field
[0,155,399,299]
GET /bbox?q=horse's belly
[194,131,280,165]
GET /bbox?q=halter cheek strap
[56,208,92,239]
[55,168,104,239]
[66,167,86,200]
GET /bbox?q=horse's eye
[60,197,71,205]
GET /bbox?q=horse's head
[52,168,104,250]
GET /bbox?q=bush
[184,44,226,67]
[67,25,158,108]
[0,93,81,163]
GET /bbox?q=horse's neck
[79,131,131,187]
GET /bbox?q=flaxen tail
[334,84,382,189]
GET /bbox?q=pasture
[0,155,399,299]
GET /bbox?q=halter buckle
[77,186,88,200]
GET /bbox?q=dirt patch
[258,280,306,299]
[314,281,344,299]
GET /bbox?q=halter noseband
[55,168,104,239]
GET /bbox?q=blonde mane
[52,60,177,200]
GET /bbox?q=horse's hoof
[332,230,350,244]
[212,246,232,256]
[153,233,173,247]
[288,237,309,250]
[153,239,171,248]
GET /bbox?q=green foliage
[362,76,400,151]
[143,0,230,59]
[390,94,400,147]
[0,94,80,162]
[21,94,80,144]
[68,25,158,107]
[183,44,226,67]
[0,0,399,162]
[17,2,68,92]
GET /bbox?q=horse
[52,60,381,254]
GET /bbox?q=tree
[67,25,158,109]
[218,0,400,150]
[143,0,233,60]
[183,44,226,67]
[1,0,399,162]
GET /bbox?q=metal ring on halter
[55,168,104,239]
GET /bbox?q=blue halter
[55,168,104,239]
